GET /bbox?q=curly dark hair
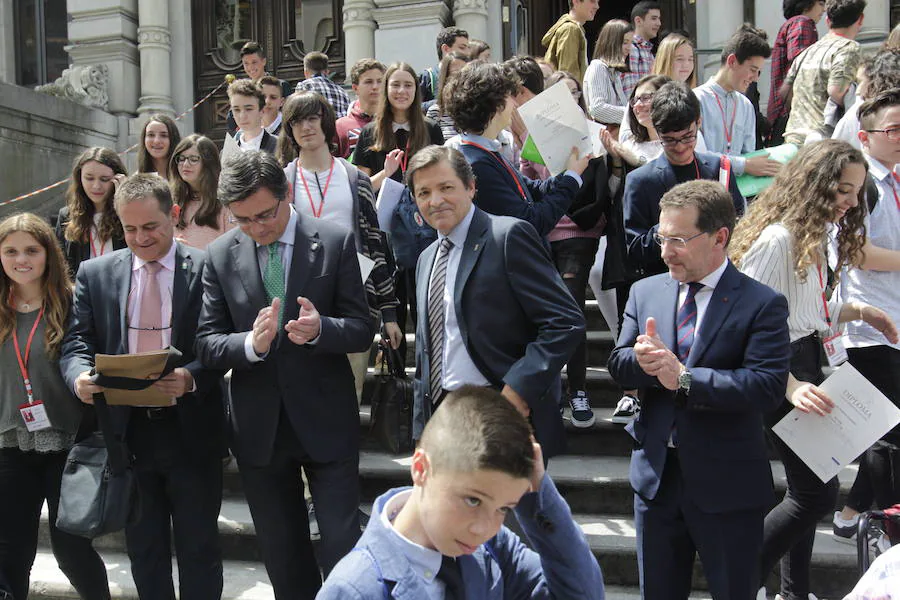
[443,63,520,134]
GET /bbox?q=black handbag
[369,341,414,454]
[56,347,182,538]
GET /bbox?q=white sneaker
[611,394,639,424]
[756,586,767,600]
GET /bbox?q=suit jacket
[458,142,580,238]
[55,207,127,280]
[232,130,278,155]
[413,208,584,457]
[607,262,790,513]
[317,475,605,600]
[622,151,746,278]
[59,243,224,462]
[194,215,375,466]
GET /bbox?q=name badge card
[823,332,848,367]
[19,401,51,432]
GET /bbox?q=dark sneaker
[611,394,640,424]
[832,511,857,544]
[569,391,595,428]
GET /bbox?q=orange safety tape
[2,76,234,207]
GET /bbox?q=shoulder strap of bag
[866,173,879,214]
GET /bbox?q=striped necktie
[676,282,704,362]
[428,237,454,406]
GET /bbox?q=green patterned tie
[264,242,285,324]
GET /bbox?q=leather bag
[369,342,414,454]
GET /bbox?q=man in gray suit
[194,151,374,599]
[407,145,585,458]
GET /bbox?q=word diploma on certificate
[773,363,900,483]
[517,80,593,176]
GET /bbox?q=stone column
[695,0,743,81]
[167,0,194,132]
[65,0,141,115]
[859,0,891,41]
[136,0,174,116]
[344,0,377,84]
[452,0,488,42]
[373,0,451,74]
[0,0,14,83]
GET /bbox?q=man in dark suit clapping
[194,150,374,599]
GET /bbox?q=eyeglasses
[653,231,706,248]
[865,127,900,143]
[175,155,201,165]
[659,131,698,148]
[228,199,281,226]
[631,93,655,106]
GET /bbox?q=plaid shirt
[295,74,350,118]
[767,15,818,124]
[622,35,655,99]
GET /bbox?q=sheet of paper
[95,350,174,406]
[587,120,608,158]
[376,177,405,232]
[357,253,375,284]
[221,132,241,165]
[773,363,900,482]
[517,81,593,176]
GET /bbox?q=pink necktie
[136,261,164,352]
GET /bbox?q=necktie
[264,242,285,325]
[428,237,454,406]
[136,261,164,352]
[436,555,465,600]
[676,282,704,362]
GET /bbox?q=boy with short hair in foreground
[317,386,605,599]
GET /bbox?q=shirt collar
[132,238,177,272]
[239,129,265,146]
[682,257,729,291]
[865,153,895,183]
[459,132,502,152]
[393,122,411,132]
[255,205,298,250]
[265,112,283,135]
[440,204,477,248]
[707,79,734,98]
[633,34,652,48]
[379,490,443,583]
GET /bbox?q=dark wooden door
[192,0,345,143]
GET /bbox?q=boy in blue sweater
[317,386,605,599]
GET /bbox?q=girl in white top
[169,134,235,249]
[730,139,898,600]
[583,19,633,128]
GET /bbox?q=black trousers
[394,267,417,364]
[760,334,839,600]
[239,407,361,600]
[0,447,110,600]
[125,411,223,600]
[849,345,900,509]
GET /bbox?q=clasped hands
[252,296,321,355]
[634,317,683,391]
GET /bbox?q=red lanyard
[89,228,106,258]
[399,141,410,174]
[713,93,737,153]
[461,140,527,201]
[12,302,45,404]
[296,158,335,219]
[817,264,832,327]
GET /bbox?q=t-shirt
[784,33,860,145]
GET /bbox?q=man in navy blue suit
[623,81,746,279]
[406,145,585,459]
[608,180,790,600]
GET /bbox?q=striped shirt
[739,223,841,342]
[583,59,628,125]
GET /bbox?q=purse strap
[88,347,182,475]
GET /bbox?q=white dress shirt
[432,204,491,390]
[379,490,446,599]
[237,129,265,151]
[128,241,176,353]
[265,112,283,135]
[676,257,729,336]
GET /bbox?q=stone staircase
[29,301,861,599]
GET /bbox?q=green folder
[735,143,800,198]
[520,135,545,165]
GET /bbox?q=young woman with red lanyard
[55,147,127,279]
[730,140,898,600]
[443,62,590,237]
[0,213,110,600]
[278,91,402,398]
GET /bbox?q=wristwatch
[678,367,692,394]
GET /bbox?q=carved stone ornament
[35,63,110,111]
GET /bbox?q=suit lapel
[417,243,438,326]
[657,277,678,353]
[452,209,489,322]
[169,244,192,352]
[656,156,677,191]
[284,219,316,324]
[231,233,267,312]
[687,262,740,367]
[113,250,133,355]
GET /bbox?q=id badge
[19,401,51,432]
[823,333,848,367]
[719,167,729,187]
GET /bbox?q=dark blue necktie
[676,282,704,362]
